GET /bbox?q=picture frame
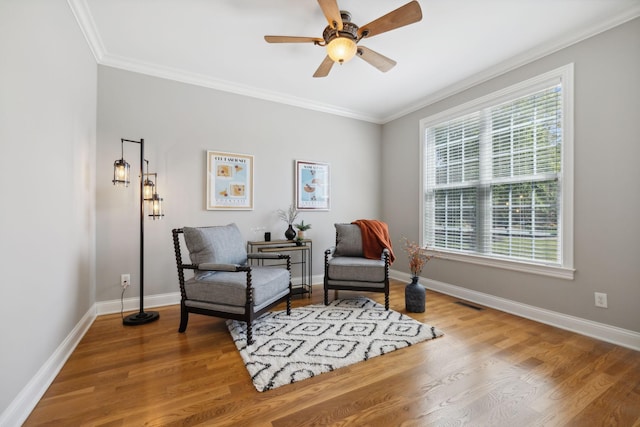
[295,160,330,211]
[206,151,254,210]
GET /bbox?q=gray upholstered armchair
[172,224,292,344]
[324,223,391,310]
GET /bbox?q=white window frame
[419,64,574,280]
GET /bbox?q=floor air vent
[455,301,484,311]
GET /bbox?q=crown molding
[64,0,382,124]
[67,0,638,125]
[99,53,381,123]
[66,0,105,62]
[382,6,640,123]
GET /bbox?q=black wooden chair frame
[323,230,391,310]
[172,228,292,344]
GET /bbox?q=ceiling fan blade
[264,35,323,44]
[357,0,422,39]
[357,46,397,72]
[317,0,343,30]
[313,55,334,78]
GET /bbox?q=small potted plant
[277,205,299,240]
[294,220,311,240]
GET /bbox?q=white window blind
[422,66,574,276]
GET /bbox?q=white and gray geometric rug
[227,297,444,392]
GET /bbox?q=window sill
[425,250,575,280]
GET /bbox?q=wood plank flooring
[25,281,640,426]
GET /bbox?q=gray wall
[383,18,640,332]
[2,2,637,421]
[0,0,97,417]
[96,66,382,302]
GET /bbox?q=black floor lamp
[112,138,163,325]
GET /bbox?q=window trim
[419,64,574,280]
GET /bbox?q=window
[421,65,574,279]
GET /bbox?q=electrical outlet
[121,274,130,289]
[595,292,607,308]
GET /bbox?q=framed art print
[207,151,254,210]
[295,160,330,211]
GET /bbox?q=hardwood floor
[25,281,640,426]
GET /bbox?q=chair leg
[246,320,253,345]
[324,287,329,305]
[385,292,390,310]
[178,303,189,332]
[286,295,291,315]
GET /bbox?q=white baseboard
[9,273,636,427]
[310,274,324,288]
[0,306,96,427]
[94,278,328,316]
[4,282,336,425]
[390,270,640,351]
[2,281,323,424]
[95,292,181,315]
[1,293,182,426]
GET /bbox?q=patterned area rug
[227,297,444,392]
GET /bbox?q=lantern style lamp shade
[326,36,357,63]
[150,193,164,219]
[143,177,155,201]
[112,158,130,187]
[142,160,155,202]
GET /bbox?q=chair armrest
[381,248,391,263]
[324,246,336,269]
[197,262,243,272]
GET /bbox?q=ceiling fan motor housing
[322,11,359,45]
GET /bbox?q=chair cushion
[327,256,385,282]
[184,266,290,308]
[334,223,363,257]
[183,224,247,266]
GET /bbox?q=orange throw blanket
[352,219,396,264]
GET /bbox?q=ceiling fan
[264,0,423,78]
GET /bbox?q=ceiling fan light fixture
[265,2,423,76]
[326,36,357,63]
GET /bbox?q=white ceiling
[70,0,639,123]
